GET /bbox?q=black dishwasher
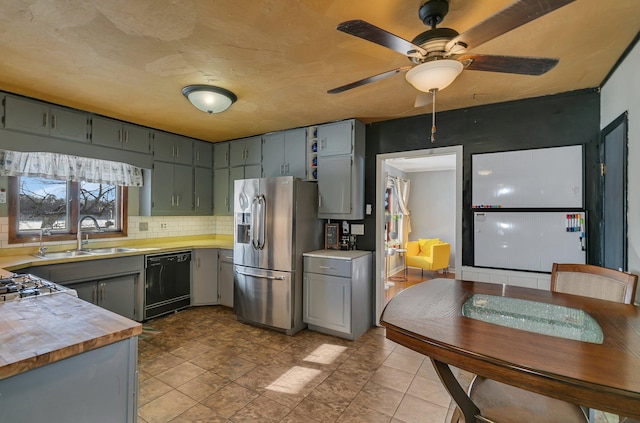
[144,251,191,320]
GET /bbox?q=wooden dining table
[380,279,640,422]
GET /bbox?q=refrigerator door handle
[251,195,260,250]
[236,270,285,281]
[258,194,267,250]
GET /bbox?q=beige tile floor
[137,306,621,423]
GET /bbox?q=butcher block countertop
[0,292,142,380]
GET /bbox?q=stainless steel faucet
[77,216,102,250]
[38,227,51,256]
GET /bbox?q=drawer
[304,256,351,278]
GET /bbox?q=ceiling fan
[328,0,575,99]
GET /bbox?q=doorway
[374,146,463,323]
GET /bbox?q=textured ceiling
[0,0,638,143]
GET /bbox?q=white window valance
[0,150,144,187]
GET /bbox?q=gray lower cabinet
[192,248,219,305]
[27,255,144,321]
[303,250,372,340]
[0,338,138,423]
[218,249,234,307]
[70,275,137,321]
[151,161,193,215]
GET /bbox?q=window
[9,176,128,243]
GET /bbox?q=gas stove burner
[0,273,76,302]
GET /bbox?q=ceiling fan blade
[328,66,412,94]
[458,54,558,75]
[337,20,426,57]
[446,0,575,53]
[414,92,433,108]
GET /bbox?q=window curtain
[392,176,412,247]
[0,150,143,186]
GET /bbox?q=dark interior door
[602,113,628,271]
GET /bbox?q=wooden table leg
[431,359,483,423]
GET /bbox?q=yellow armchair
[405,238,450,276]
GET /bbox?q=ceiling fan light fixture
[405,59,463,92]
[182,85,237,114]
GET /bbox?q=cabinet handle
[196,151,200,161]
[99,283,105,303]
[124,130,129,144]
[171,195,175,206]
[319,265,334,269]
[320,138,326,150]
[92,285,98,304]
[196,196,200,207]
[51,113,56,130]
[318,194,322,208]
[176,146,180,158]
[225,151,228,162]
[197,257,201,267]
[42,112,48,128]
[176,195,180,206]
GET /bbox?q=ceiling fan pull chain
[431,89,437,143]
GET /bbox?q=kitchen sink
[33,247,145,259]
[33,250,94,259]
[84,247,140,255]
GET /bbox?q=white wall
[406,169,456,268]
[601,41,640,302]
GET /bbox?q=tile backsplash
[0,215,234,250]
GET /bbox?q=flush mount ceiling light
[404,59,464,92]
[181,85,237,114]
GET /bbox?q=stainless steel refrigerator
[233,176,322,335]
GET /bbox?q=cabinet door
[3,96,50,135]
[243,136,262,165]
[99,275,136,320]
[91,117,123,148]
[173,136,193,165]
[213,142,229,169]
[72,280,98,305]
[214,168,230,215]
[49,106,88,142]
[218,250,234,307]
[152,131,177,162]
[262,132,285,177]
[318,154,352,215]
[194,141,213,168]
[194,167,213,215]
[192,249,219,305]
[283,128,307,178]
[173,163,193,213]
[303,272,351,334]
[230,136,261,166]
[151,161,175,214]
[122,124,150,153]
[243,164,262,179]
[229,166,245,208]
[317,120,353,157]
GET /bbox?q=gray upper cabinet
[151,161,193,215]
[91,116,151,154]
[230,136,261,167]
[194,141,213,168]
[3,95,88,142]
[317,120,353,157]
[262,128,307,179]
[213,168,231,215]
[317,119,365,220]
[213,142,229,169]
[152,131,193,165]
[194,167,213,215]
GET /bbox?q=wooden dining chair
[550,263,638,304]
[452,263,638,423]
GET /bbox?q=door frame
[374,145,463,323]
